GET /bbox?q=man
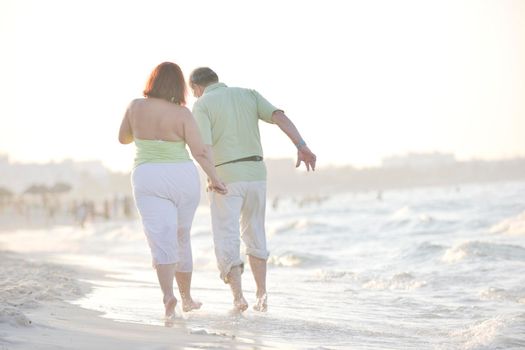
[189,67,316,312]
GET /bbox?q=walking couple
[118,62,316,318]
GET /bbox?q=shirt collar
[203,82,227,94]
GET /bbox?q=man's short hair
[190,67,219,87]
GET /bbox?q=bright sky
[1,0,524,172]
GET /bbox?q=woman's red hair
[143,62,186,105]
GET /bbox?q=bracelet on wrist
[295,139,306,149]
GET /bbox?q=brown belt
[215,155,263,167]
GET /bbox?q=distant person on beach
[118,62,227,318]
[189,67,316,312]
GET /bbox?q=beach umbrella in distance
[0,186,13,206]
[0,186,13,197]
[50,182,72,194]
[23,184,50,195]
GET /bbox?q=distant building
[0,156,111,194]
[381,152,456,169]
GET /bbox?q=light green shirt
[193,82,279,183]
[134,139,191,168]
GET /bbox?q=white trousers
[132,162,200,271]
[208,181,269,282]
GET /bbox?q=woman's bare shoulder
[170,105,192,121]
[127,98,147,110]
[178,105,192,116]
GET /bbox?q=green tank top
[134,139,191,167]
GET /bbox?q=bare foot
[164,296,177,318]
[253,293,267,312]
[233,296,248,312]
[182,299,202,312]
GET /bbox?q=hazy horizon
[2,150,525,173]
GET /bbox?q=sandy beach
[0,248,278,350]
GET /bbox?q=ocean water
[7,181,525,349]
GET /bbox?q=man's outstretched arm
[271,110,317,171]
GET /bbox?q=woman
[118,62,226,318]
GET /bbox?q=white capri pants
[132,162,200,271]
[208,181,269,282]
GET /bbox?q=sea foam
[490,210,525,236]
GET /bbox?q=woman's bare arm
[118,104,134,144]
[182,110,227,194]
